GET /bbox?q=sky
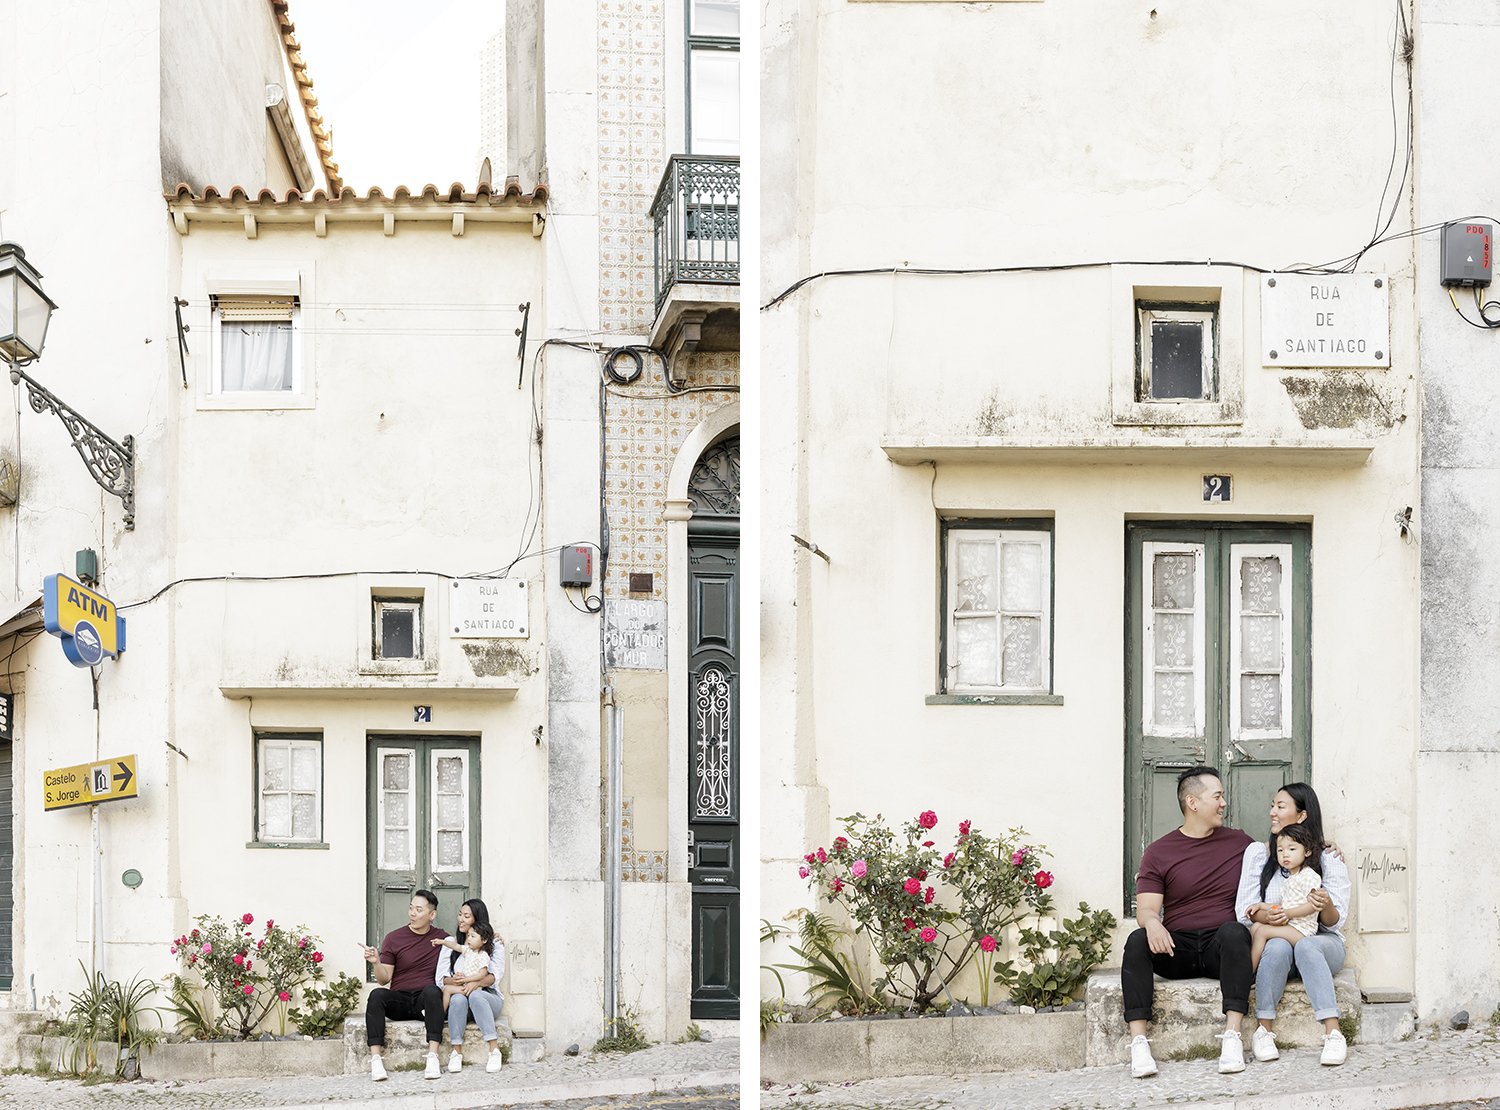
[285,0,505,191]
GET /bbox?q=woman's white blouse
[1235,841,1350,938]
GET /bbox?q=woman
[1234,783,1350,1067]
[435,898,507,1073]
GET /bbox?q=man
[362,890,450,1081]
[1123,766,1254,1079]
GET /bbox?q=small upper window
[1137,302,1217,402]
[213,294,298,393]
[374,597,423,660]
[943,525,1052,694]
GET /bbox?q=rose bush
[799,811,1056,1012]
[168,912,326,1038]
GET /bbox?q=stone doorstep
[0,1012,46,1069]
[1084,968,1362,1067]
[342,1015,518,1074]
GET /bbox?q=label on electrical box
[1261,273,1389,368]
[449,579,529,638]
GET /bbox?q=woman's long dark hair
[1259,782,1327,899]
[450,898,492,974]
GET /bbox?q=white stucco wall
[762,0,1422,1005]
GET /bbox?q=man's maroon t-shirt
[380,925,449,991]
[1136,826,1253,932]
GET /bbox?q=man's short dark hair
[1176,765,1221,814]
[415,889,439,911]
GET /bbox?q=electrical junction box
[560,545,593,587]
[1441,221,1492,287]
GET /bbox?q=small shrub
[770,911,881,1016]
[289,973,363,1038]
[59,963,163,1077]
[168,911,326,1038]
[1166,1041,1219,1062]
[1338,1013,1359,1044]
[993,903,1116,1009]
[759,998,788,1040]
[594,1006,651,1053]
[677,1021,703,1043]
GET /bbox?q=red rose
[816,847,827,863]
[958,820,971,837]
[804,853,816,864]
[915,869,927,880]
[266,919,274,930]
[833,837,848,853]
[924,886,935,904]
[232,953,245,967]
[943,852,956,868]
[312,951,324,963]
[241,913,254,925]
[979,934,997,953]
[918,811,938,830]
[1034,870,1054,889]
[919,927,937,944]
[903,878,922,896]
[922,841,935,848]
[902,917,916,931]
[832,877,844,894]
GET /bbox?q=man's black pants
[366,985,445,1046]
[1121,921,1251,1023]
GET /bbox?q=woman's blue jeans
[1255,934,1345,1022]
[447,989,502,1045]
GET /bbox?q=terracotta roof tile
[270,0,342,192]
[167,178,549,207]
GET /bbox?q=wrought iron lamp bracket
[8,366,136,530]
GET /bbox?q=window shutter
[213,295,297,322]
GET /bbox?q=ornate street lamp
[0,243,136,530]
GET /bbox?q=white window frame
[373,597,424,661]
[1228,543,1294,742]
[1141,541,1207,739]
[376,746,418,870]
[1138,304,1217,402]
[943,526,1052,695]
[198,268,314,411]
[429,748,470,873]
[255,734,322,844]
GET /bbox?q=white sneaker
[1320,1029,1348,1066]
[1129,1034,1158,1078]
[370,1055,388,1081]
[424,1052,441,1079]
[1217,1030,1246,1073]
[1251,1026,1279,1062]
[486,1049,504,1073]
[447,1050,462,1073]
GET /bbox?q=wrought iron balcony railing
[651,155,739,314]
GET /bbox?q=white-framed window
[943,524,1052,694]
[376,747,417,870]
[430,749,470,873]
[687,0,739,155]
[373,597,423,660]
[1138,303,1218,401]
[1229,543,1293,742]
[212,294,300,393]
[1141,542,1208,739]
[255,733,322,843]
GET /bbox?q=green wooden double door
[367,737,481,951]
[1124,524,1311,913]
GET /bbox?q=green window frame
[686,0,739,156]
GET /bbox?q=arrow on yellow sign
[43,755,139,812]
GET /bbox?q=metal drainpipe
[604,686,623,1027]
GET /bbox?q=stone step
[1085,968,1362,1067]
[342,1013,516,1074]
[0,1012,48,1069]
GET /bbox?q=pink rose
[804,853,816,864]
[832,877,844,894]
[312,952,323,963]
[278,991,290,1002]
[924,886,935,905]
[918,811,938,830]
[1011,849,1028,867]
[798,866,810,879]
[919,927,937,943]
[241,913,254,925]
[243,984,254,996]
[169,946,177,955]
[904,878,922,896]
[232,953,245,966]
[202,942,212,954]
[257,940,264,949]
[851,859,867,879]
[943,853,955,869]
[958,820,971,837]
[1034,870,1054,889]
[816,847,827,863]
[298,937,309,948]
[979,934,997,953]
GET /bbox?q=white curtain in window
[690,48,740,156]
[222,320,293,391]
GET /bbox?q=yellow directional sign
[43,755,138,812]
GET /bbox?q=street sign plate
[43,754,138,811]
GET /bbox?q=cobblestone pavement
[489,1089,738,1109]
[760,1026,1500,1109]
[0,1036,738,1109]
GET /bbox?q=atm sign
[44,574,125,659]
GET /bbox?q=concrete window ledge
[926,693,1064,707]
[760,1010,1084,1085]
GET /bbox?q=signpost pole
[91,804,102,976]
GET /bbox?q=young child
[1249,821,1324,971]
[432,922,495,1010]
